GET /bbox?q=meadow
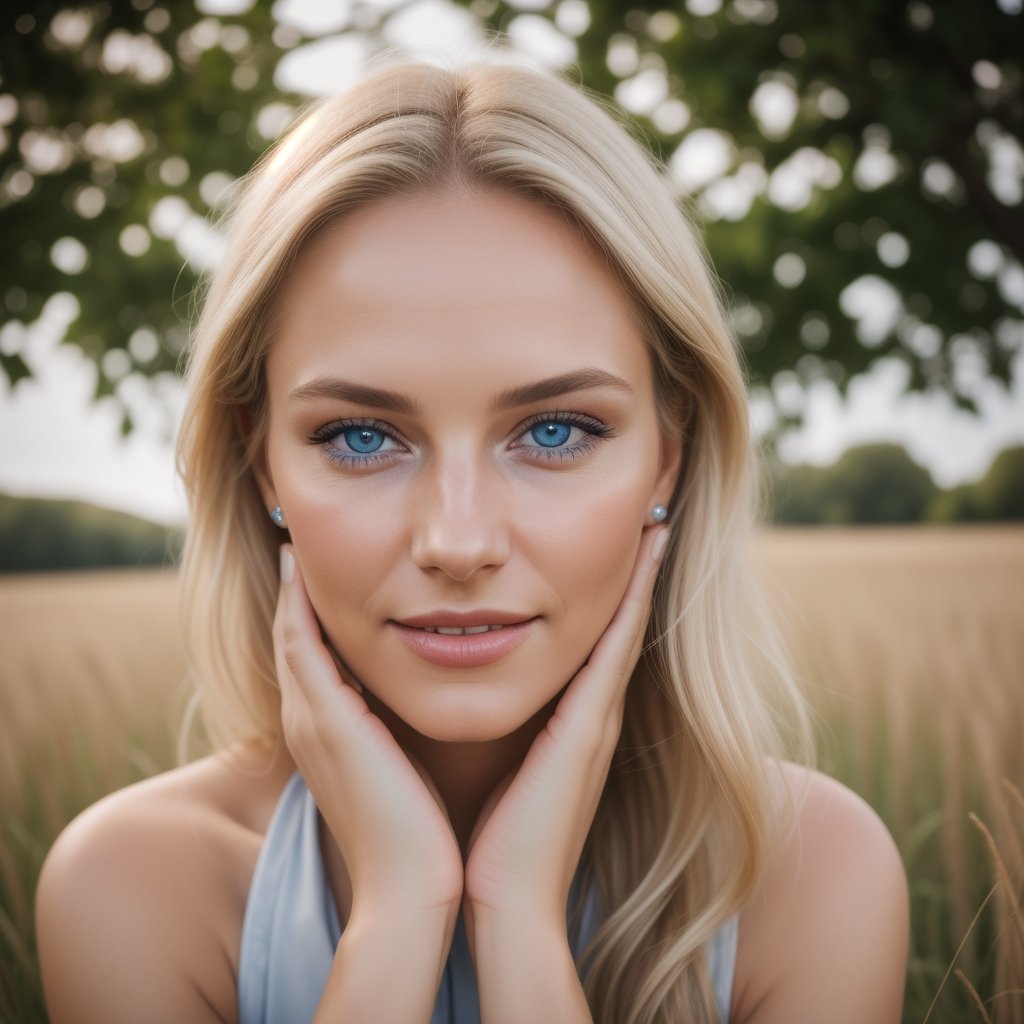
[1,527,1021,1023]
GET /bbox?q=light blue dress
[238,772,737,1023]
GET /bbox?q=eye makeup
[306,410,616,470]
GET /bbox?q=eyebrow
[288,377,418,414]
[287,367,635,414]
[490,368,635,412]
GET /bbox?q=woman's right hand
[273,543,464,921]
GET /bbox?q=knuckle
[574,713,610,754]
[280,634,306,683]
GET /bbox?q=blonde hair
[176,57,812,1023]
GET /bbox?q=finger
[562,525,669,715]
[596,524,667,658]
[274,543,364,712]
[326,645,363,694]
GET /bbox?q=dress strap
[237,772,338,1024]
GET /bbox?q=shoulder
[36,740,294,1024]
[730,763,909,1024]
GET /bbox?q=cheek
[278,473,403,619]
[519,474,647,622]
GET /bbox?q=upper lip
[394,610,535,628]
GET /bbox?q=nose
[410,454,511,582]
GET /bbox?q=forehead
[266,186,655,397]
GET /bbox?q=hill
[0,493,179,573]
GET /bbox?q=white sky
[2,1,1023,525]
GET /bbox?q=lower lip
[390,620,536,668]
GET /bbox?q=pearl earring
[651,504,668,523]
[270,506,286,527]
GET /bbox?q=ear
[240,406,278,513]
[652,424,684,511]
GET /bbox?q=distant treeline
[769,444,1024,526]
[0,494,181,573]
[2,444,1022,571]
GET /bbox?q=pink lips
[390,611,536,668]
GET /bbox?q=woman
[36,58,909,1022]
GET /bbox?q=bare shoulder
[36,740,294,1024]
[730,763,909,1024]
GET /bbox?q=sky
[2,0,1023,526]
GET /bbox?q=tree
[967,444,1024,518]
[2,0,1022,432]
[772,442,938,523]
[0,492,177,571]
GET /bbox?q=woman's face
[258,185,681,743]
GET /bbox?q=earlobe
[652,427,684,514]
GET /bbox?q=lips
[419,624,506,635]
[390,611,537,668]
[397,609,532,629]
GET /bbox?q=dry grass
[0,566,188,1017]
[754,526,1024,1024]
[0,567,187,821]
[1,526,1022,1023]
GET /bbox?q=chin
[415,719,521,744]
[369,684,559,746]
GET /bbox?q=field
[1,527,1022,1023]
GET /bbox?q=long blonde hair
[176,56,812,1023]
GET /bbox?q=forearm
[473,913,592,1024]
[314,906,457,1024]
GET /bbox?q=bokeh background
[1,1,1022,1021]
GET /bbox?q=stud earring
[270,506,286,527]
[651,504,668,524]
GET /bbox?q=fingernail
[280,545,295,584]
[651,528,670,564]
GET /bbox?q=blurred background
[1,1,1022,1022]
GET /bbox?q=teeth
[421,624,506,634]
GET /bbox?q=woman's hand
[462,525,670,947]
[275,544,465,1021]
[273,544,464,919]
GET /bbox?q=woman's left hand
[462,524,670,949]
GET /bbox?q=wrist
[466,892,567,931]
[347,897,460,938]
[347,865,463,921]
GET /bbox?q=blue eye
[343,426,386,453]
[308,418,403,468]
[516,412,614,462]
[530,421,573,448]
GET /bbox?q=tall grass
[1,527,1022,1023]
[0,568,187,1022]
[755,526,1024,1024]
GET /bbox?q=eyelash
[307,412,615,469]
[308,417,402,469]
[515,411,615,462]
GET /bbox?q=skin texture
[262,186,674,739]
[34,186,909,1024]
